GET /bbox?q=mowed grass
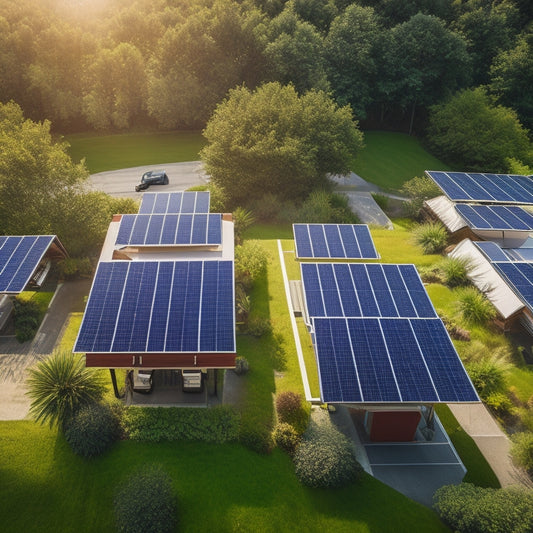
[352,131,451,191]
[64,131,205,173]
[0,424,449,533]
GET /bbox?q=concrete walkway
[0,279,90,420]
[449,403,532,488]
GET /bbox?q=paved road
[89,161,208,198]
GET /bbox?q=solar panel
[456,204,533,231]
[493,262,533,313]
[74,260,235,353]
[0,236,55,293]
[138,191,211,214]
[301,263,436,319]
[115,214,222,246]
[474,241,511,262]
[313,317,479,404]
[426,171,533,204]
[293,224,379,259]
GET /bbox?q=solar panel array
[0,236,54,293]
[493,262,533,313]
[139,191,210,215]
[116,214,222,246]
[74,260,235,354]
[293,224,379,259]
[427,171,533,204]
[314,317,479,403]
[301,263,436,319]
[456,204,533,231]
[474,241,511,262]
[301,262,478,403]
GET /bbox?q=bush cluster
[412,222,448,254]
[246,316,272,338]
[400,175,442,219]
[114,464,177,533]
[465,356,509,401]
[293,425,363,488]
[57,257,93,280]
[433,483,533,533]
[275,391,307,429]
[123,406,239,443]
[13,298,41,342]
[234,241,269,290]
[273,423,301,455]
[239,422,273,454]
[64,402,121,458]
[439,256,472,288]
[456,286,497,324]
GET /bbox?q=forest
[0,0,531,139]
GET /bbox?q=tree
[388,13,471,133]
[427,87,532,172]
[0,102,113,255]
[452,0,520,85]
[201,82,363,207]
[324,4,384,118]
[489,31,533,131]
[260,7,329,93]
[26,350,105,429]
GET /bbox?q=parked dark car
[135,170,169,192]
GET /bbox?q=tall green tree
[324,4,384,118]
[389,13,471,133]
[427,87,532,172]
[201,82,363,207]
[0,101,111,255]
[260,6,329,93]
[489,31,533,131]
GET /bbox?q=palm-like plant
[26,350,105,428]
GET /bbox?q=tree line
[0,0,531,135]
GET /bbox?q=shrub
[239,423,273,454]
[484,392,512,417]
[235,283,251,323]
[412,222,448,254]
[233,206,256,244]
[439,256,472,288]
[465,355,510,400]
[400,175,442,218]
[418,264,445,284]
[106,196,139,215]
[64,402,120,458]
[114,464,177,533]
[296,190,358,224]
[26,351,105,428]
[234,241,269,289]
[13,297,41,342]
[273,423,301,455]
[456,286,497,324]
[123,406,239,443]
[234,356,250,376]
[57,257,93,279]
[246,316,272,337]
[276,391,309,434]
[511,432,533,473]
[433,483,533,533]
[293,425,363,488]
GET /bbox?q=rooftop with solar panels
[74,189,237,383]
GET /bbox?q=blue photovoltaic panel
[426,171,533,204]
[456,204,533,231]
[115,214,222,246]
[313,317,478,404]
[293,224,379,259]
[506,247,533,262]
[139,191,211,214]
[0,235,55,293]
[301,263,436,319]
[474,241,511,262]
[493,262,533,313]
[74,260,235,353]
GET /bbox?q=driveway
[0,279,90,420]
[89,161,208,198]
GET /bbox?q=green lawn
[352,131,451,192]
[0,422,449,533]
[64,131,205,173]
